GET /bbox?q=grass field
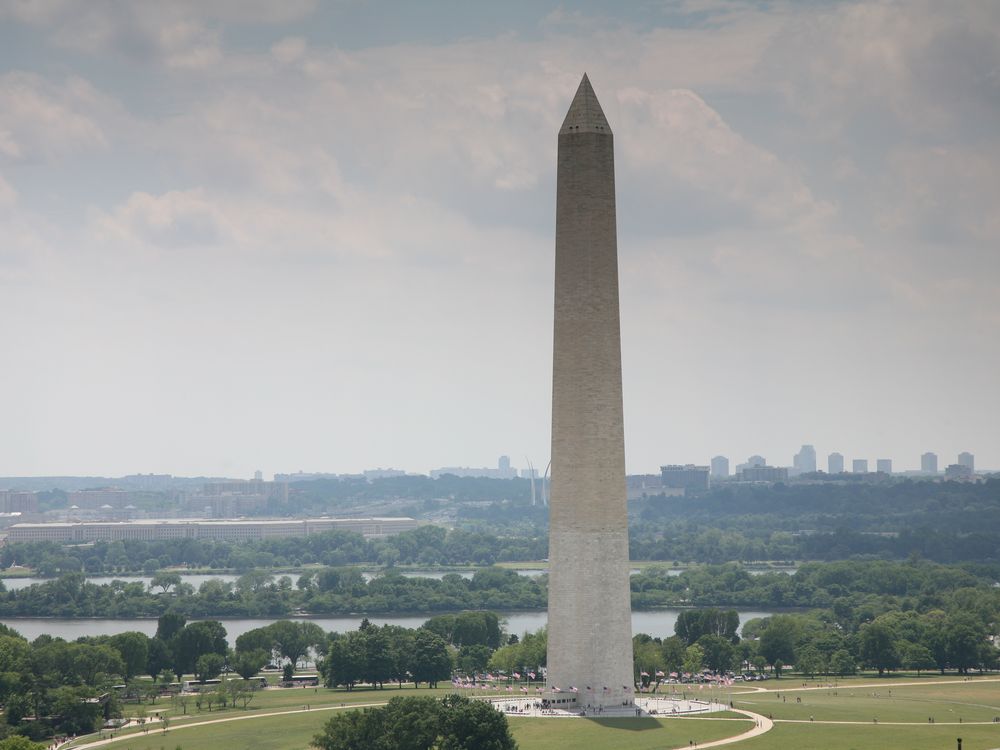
[736,723,1000,750]
[63,677,1000,750]
[732,680,1000,723]
[509,716,751,750]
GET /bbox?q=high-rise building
[876,458,892,474]
[945,463,974,480]
[852,459,869,474]
[793,444,817,475]
[710,455,729,479]
[920,452,938,474]
[736,455,766,473]
[828,452,844,474]
[661,464,710,493]
[740,466,789,482]
[546,75,633,709]
[958,452,974,471]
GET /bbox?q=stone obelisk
[546,74,634,708]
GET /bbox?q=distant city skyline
[0,445,989,481]
[1,3,998,478]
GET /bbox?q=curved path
[68,701,772,750]
[67,703,376,750]
[66,678,1000,750]
[671,709,773,748]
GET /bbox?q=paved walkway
[684,709,773,749]
[67,703,378,750]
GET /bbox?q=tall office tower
[793,444,817,475]
[876,458,892,474]
[852,459,869,474]
[921,452,938,474]
[828,452,844,474]
[958,452,974,471]
[711,455,730,479]
[546,74,633,708]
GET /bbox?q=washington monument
[546,74,634,707]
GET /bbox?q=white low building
[6,517,418,543]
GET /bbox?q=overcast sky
[1,0,997,478]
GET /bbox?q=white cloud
[1,1,999,473]
[0,73,107,161]
[0,173,15,207]
[271,36,308,65]
[618,87,836,233]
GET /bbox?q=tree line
[3,559,998,619]
[0,526,545,577]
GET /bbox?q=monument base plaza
[490,695,726,718]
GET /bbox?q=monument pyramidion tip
[559,73,612,135]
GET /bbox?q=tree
[231,649,269,681]
[795,645,825,677]
[758,615,797,675]
[110,631,149,680]
[828,649,857,676]
[146,637,173,681]
[697,635,735,674]
[173,621,227,676]
[156,613,187,643]
[70,642,126,684]
[324,633,365,690]
[411,630,451,688]
[195,653,225,683]
[0,736,46,750]
[363,627,394,689]
[48,685,104,735]
[660,636,686,675]
[150,572,182,594]
[675,609,740,645]
[269,620,325,668]
[682,644,704,676]
[313,710,384,750]
[439,694,517,750]
[901,642,936,675]
[312,695,515,750]
[173,692,190,715]
[859,621,900,676]
[947,614,985,674]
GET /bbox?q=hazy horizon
[2,1,998,477]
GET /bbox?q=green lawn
[509,716,750,750]
[78,710,337,750]
[66,677,1000,750]
[733,680,1000,723]
[735,722,1000,750]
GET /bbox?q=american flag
[528,672,536,679]
[656,671,665,677]
[640,671,649,677]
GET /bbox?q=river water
[2,566,793,592]
[0,608,774,643]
